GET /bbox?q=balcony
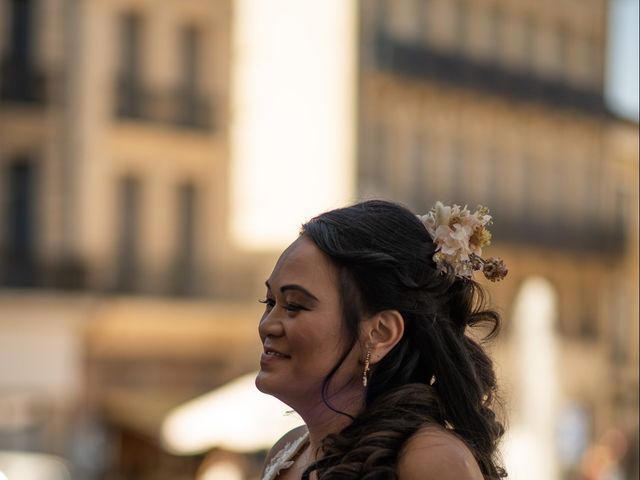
[0,57,47,104]
[172,90,213,130]
[386,188,627,255]
[0,250,88,289]
[115,77,214,130]
[373,31,610,117]
[490,214,626,255]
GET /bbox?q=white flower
[417,202,497,279]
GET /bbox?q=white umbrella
[161,372,304,454]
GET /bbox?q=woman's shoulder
[397,424,484,480]
[261,425,308,471]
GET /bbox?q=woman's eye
[284,303,305,312]
[258,298,306,313]
[258,298,275,309]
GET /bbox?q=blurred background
[0,0,638,479]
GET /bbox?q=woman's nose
[258,309,284,340]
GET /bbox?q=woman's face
[255,235,361,408]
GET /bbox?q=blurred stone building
[0,0,266,478]
[358,0,638,477]
[0,0,637,479]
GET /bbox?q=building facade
[0,1,268,479]
[358,0,638,477]
[0,0,637,479]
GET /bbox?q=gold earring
[362,348,371,387]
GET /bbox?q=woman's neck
[294,387,365,456]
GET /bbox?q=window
[389,0,428,43]
[488,3,503,62]
[453,0,468,53]
[586,35,603,88]
[522,13,535,71]
[119,13,141,82]
[555,24,569,81]
[449,136,467,204]
[485,144,500,211]
[362,123,388,194]
[176,25,209,128]
[521,151,534,218]
[9,0,32,63]
[181,25,200,96]
[1,0,39,102]
[116,13,144,118]
[172,183,197,295]
[115,177,141,292]
[610,287,628,364]
[414,0,429,44]
[408,130,428,210]
[374,0,389,36]
[2,159,36,286]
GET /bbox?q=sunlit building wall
[358,0,638,478]
[0,0,265,478]
[0,0,254,296]
[0,0,637,479]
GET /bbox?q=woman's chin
[255,370,276,395]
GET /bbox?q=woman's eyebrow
[264,281,319,303]
[280,284,320,303]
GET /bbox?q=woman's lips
[262,346,291,358]
[264,350,290,358]
[260,348,291,366]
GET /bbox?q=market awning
[161,372,303,454]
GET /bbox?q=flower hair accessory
[418,202,508,282]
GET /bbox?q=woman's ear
[362,310,405,363]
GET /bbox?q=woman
[256,200,508,480]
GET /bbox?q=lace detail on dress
[262,431,309,480]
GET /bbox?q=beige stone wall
[365,0,607,86]
[359,0,637,451]
[0,0,265,298]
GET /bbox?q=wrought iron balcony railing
[115,77,214,130]
[373,31,610,117]
[0,57,47,104]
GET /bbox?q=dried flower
[418,202,507,282]
[481,257,508,282]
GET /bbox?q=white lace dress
[261,431,310,480]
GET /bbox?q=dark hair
[300,200,506,480]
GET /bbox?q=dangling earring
[362,348,371,387]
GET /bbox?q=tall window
[555,24,569,81]
[9,0,32,64]
[374,0,389,36]
[3,160,36,286]
[453,0,468,53]
[521,152,534,221]
[177,25,206,127]
[116,13,143,118]
[449,137,467,204]
[408,130,428,210]
[485,144,500,212]
[2,0,37,102]
[522,13,535,72]
[181,26,200,96]
[488,3,503,63]
[389,0,428,43]
[172,183,197,295]
[586,35,603,88]
[413,0,429,44]
[115,177,141,292]
[362,123,387,194]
